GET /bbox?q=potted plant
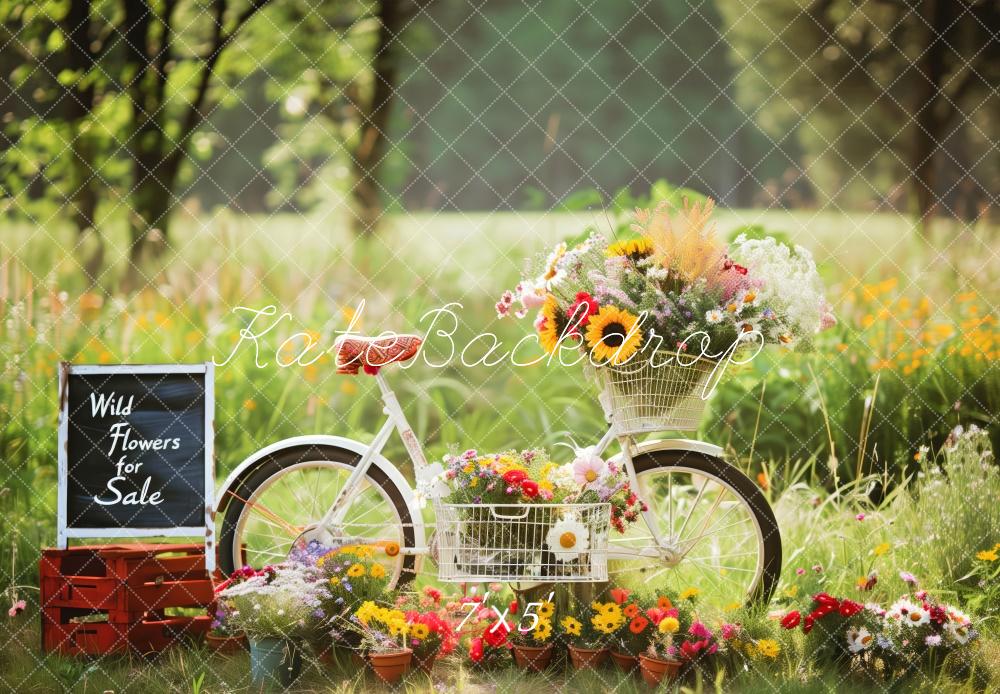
[311,542,393,658]
[509,598,557,672]
[205,604,247,654]
[638,600,689,687]
[353,600,414,683]
[560,599,623,669]
[216,564,329,688]
[404,600,457,673]
[607,587,656,672]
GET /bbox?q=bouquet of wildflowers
[779,587,979,678]
[216,564,330,641]
[351,600,411,654]
[498,200,833,364]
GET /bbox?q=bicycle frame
[312,371,672,562]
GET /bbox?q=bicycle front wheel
[609,449,781,611]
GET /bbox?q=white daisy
[944,621,973,644]
[705,309,723,324]
[545,516,589,563]
[846,627,873,653]
[738,288,761,308]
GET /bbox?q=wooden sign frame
[57,363,215,571]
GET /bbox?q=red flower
[812,593,839,608]
[423,586,442,603]
[483,621,510,648]
[566,292,599,334]
[610,587,630,605]
[520,480,539,498]
[469,637,484,663]
[680,638,714,660]
[780,611,801,629]
[838,600,863,618]
[623,603,640,619]
[803,615,815,634]
[811,604,836,619]
[502,470,528,485]
[509,601,519,615]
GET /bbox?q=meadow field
[0,208,998,692]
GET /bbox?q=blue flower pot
[249,637,302,688]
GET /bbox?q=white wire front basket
[434,503,610,582]
[592,354,717,434]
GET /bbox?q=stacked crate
[40,543,213,655]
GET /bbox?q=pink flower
[925,634,941,647]
[573,448,606,485]
[720,623,739,640]
[855,513,866,521]
[899,571,918,585]
[796,568,806,576]
[914,590,927,600]
[688,620,712,639]
[7,599,26,617]
[812,564,823,573]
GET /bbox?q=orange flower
[624,603,639,619]
[657,596,673,611]
[628,616,649,634]
[609,587,630,605]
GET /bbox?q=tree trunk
[62,0,103,287]
[910,0,948,235]
[349,0,408,236]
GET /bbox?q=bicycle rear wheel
[218,444,416,587]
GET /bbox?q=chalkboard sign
[57,364,215,570]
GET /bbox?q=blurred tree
[1,0,273,286]
[250,0,431,235]
[719,0,999,229]
[389,0,798,211]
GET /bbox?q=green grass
[1,209,998,691]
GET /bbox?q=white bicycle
[216,334,781,609]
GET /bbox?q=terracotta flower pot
[512,643,554,672]
[638,654,682,687]
[205,632,247,655]
[413,649,439,674]
[610,650,639,672]
[369,649,413,684]
[568,644,609,669]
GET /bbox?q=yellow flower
[679,587,700,601]
[369,563,386,579]
[533,618,552,642]
[560,616,582,636]
[537,601,555,619]
[659,617,679,634]
[976,549,998,562]
[410,623,430,640]
[606,237,653,259]
[873,542,890,557]
[329,576,340,586]
[756,639,780,659]
[242,399,257,411]
[537,295,568,354]
[585,306,644,365]
[387,619,408,637]
[347,563,366,578]
[783,586,798,599]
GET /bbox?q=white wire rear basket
[592,355,717,434]
[434,503,610,582]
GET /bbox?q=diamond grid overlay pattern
[1,0,997,692]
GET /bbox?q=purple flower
[925,635,941,646]
[899,571,918,585]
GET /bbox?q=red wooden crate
[42,609,211,656]
[40,544,215,654]
[40,544,213,620]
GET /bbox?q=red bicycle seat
[335,334,422,375]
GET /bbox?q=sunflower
[410,623,430,640]
[679,587,700,601]
[347,563,365,578]
[538,295,569,354]
[606,237,653,261]
[560,616,583,636]
[369,563,386,579]
[585,305,644,364]
[532,618,552,642]
[538,601,555,619]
